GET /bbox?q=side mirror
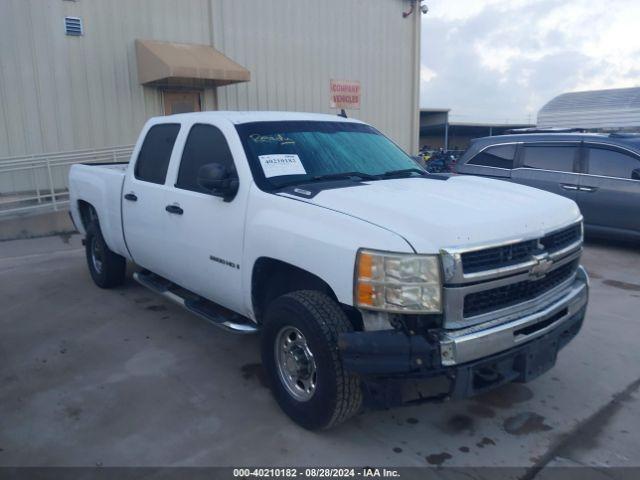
[632,168,640,180]
[197,162,239,202]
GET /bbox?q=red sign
[330,79,361,110]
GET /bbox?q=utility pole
[444,121,449,150]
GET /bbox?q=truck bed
[68,162,129,259]
[81,162,128,171]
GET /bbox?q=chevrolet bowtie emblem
[529,254,553,279]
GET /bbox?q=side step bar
[133,271,258,334]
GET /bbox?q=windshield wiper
[312,171,379,182]
[379,168,429,178]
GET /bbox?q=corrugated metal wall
[0,0,419,158]
[210,0,419,152]
[538,88,640,129]
[538,108,640,129]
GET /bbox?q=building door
[163,91,202,115]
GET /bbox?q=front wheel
[261,290,362,430]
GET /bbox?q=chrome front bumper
[438,266,589,366]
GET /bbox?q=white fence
[0,145,133,217]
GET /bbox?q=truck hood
[280,176,582,253]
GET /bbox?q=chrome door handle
[579,186,598,192]
[561,184,578,190]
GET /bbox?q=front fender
[242,188,412,317]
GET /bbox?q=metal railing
[0,145,133,217]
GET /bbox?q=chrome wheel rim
[275,326,317,402]
[90,236,104,274]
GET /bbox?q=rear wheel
[261,290,362,430]
[85,221,126,288]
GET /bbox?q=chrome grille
[461,239,538,274]
[461,223,581,274]
[441,220,583,328]
[540,223,582,253]
[463,259,579,317]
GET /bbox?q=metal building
[538,87,640,130]
[419,109,533,151]
[0,0,421,216]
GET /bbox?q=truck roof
[156,111,364,125]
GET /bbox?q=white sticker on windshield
[258,154,307,178]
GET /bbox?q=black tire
[261,290,362,430]
[85,221,126,289]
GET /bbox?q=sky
[420,0,640,124]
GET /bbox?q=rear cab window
[468,144,516,169]
[134,123,181,184]
[176,124,237,193]
[520,144,578,173]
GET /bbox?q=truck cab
[69,112,589,430]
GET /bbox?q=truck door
[162,122,246,314]
[122,123,181,278]
[578,143,640,234]
[511,142,580,201]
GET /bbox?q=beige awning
[135,39,250,87]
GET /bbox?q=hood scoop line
[275,179,367,199]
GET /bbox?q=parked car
[69,112,588,429]
[456,133,640,241]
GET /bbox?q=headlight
[355,249,442,313]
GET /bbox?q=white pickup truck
[69,111,589,429]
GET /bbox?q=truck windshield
[235,121,420,189]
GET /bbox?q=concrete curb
[0,210,76,241]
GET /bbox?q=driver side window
[176,124,236,193]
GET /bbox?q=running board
[133,271,258,334]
